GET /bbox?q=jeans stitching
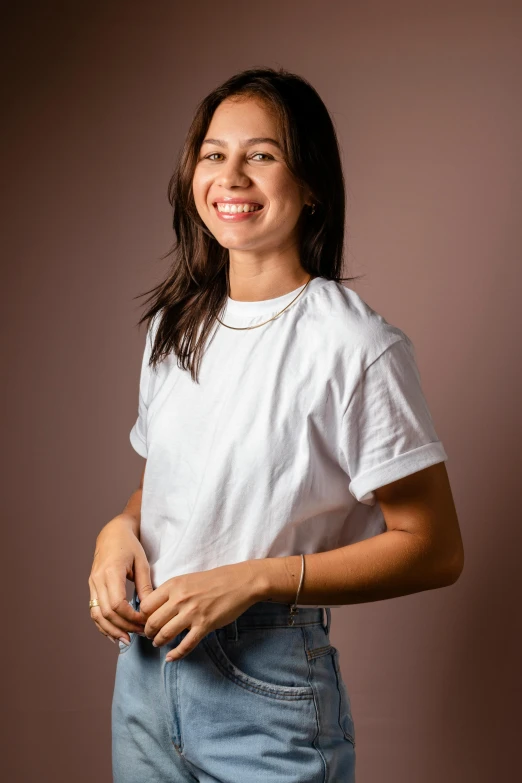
[234,619,324,630]
[331,649,356,746]
[303,626,328,783]
[307,644,334,660]
[163,644,184,751]
[201,632,314,701]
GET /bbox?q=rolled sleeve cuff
[349,441,448,506]
[129,424,148,458]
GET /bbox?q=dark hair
[134,66,362,383]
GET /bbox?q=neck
[227,263,312,303]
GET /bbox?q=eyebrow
[201,137,282,150]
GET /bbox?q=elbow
[417,533,465,589]
[436,541,465,587]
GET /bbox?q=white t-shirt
[129,276,448,608]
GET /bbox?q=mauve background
[2,1,521,781]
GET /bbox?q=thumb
[134,555,154,604]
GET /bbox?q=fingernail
[107,636,116,644]
[119,637,130,646]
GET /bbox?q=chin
[212,231,258,250]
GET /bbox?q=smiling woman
[125,66,353,385]
[88,66,463,783]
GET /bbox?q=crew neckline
[224,276,326,318]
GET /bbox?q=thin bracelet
[288,554,305,625]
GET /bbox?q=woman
[89,67,464,783]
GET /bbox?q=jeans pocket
[202,626,314,700]
[303,620,333,660]
[331,647,356,745]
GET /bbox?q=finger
[92,574,145,634]
[89,575,143,641]
[143,602,179,640]
[89,578,124,641]
[150,612,188,648]
[165,627,204,662]
[91,615,118,644]
[134,556,154,604]
[90,606,131,643]
[104,568,146,629]
[138,585,169,618]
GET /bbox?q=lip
[212,198,263,205]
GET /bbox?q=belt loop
[322,607,331,636]
[288,605,299,625]
[226,618,238,641]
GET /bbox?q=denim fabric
[112,591,356,782]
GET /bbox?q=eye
[202,152,274,162]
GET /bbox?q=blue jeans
[112,591,356,782]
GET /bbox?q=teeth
[216,203,262,213]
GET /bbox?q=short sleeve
[129,316,158,458]
[340,336,448,506]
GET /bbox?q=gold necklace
[216,275,314,331]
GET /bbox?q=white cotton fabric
[129,277,448,608]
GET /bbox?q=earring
[309,203,316,215]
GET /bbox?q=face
[192,96,312,258]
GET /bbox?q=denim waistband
[133,592,331,636]
[233,600,331,633]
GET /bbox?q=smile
[213,202,264,221]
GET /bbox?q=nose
[215,155,251,189]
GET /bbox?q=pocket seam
[306,644,333,660]
[331,648,356,746]
[202,631,314,702]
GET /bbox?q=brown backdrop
[2,1,521,781]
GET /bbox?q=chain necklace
[216,275,314,331]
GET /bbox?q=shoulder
[307,279,410,370]
[143,308,167,359]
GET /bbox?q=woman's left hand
[138,560,265,662]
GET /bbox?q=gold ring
[89,598,100,608]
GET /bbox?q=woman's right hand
[88,514,153,644]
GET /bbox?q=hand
[138,560,263,662]
[88,515,154,644]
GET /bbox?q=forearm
[119,487,142,538]
[252,530,460,607]
[97,488,143,542]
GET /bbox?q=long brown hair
[134,66,362,383]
